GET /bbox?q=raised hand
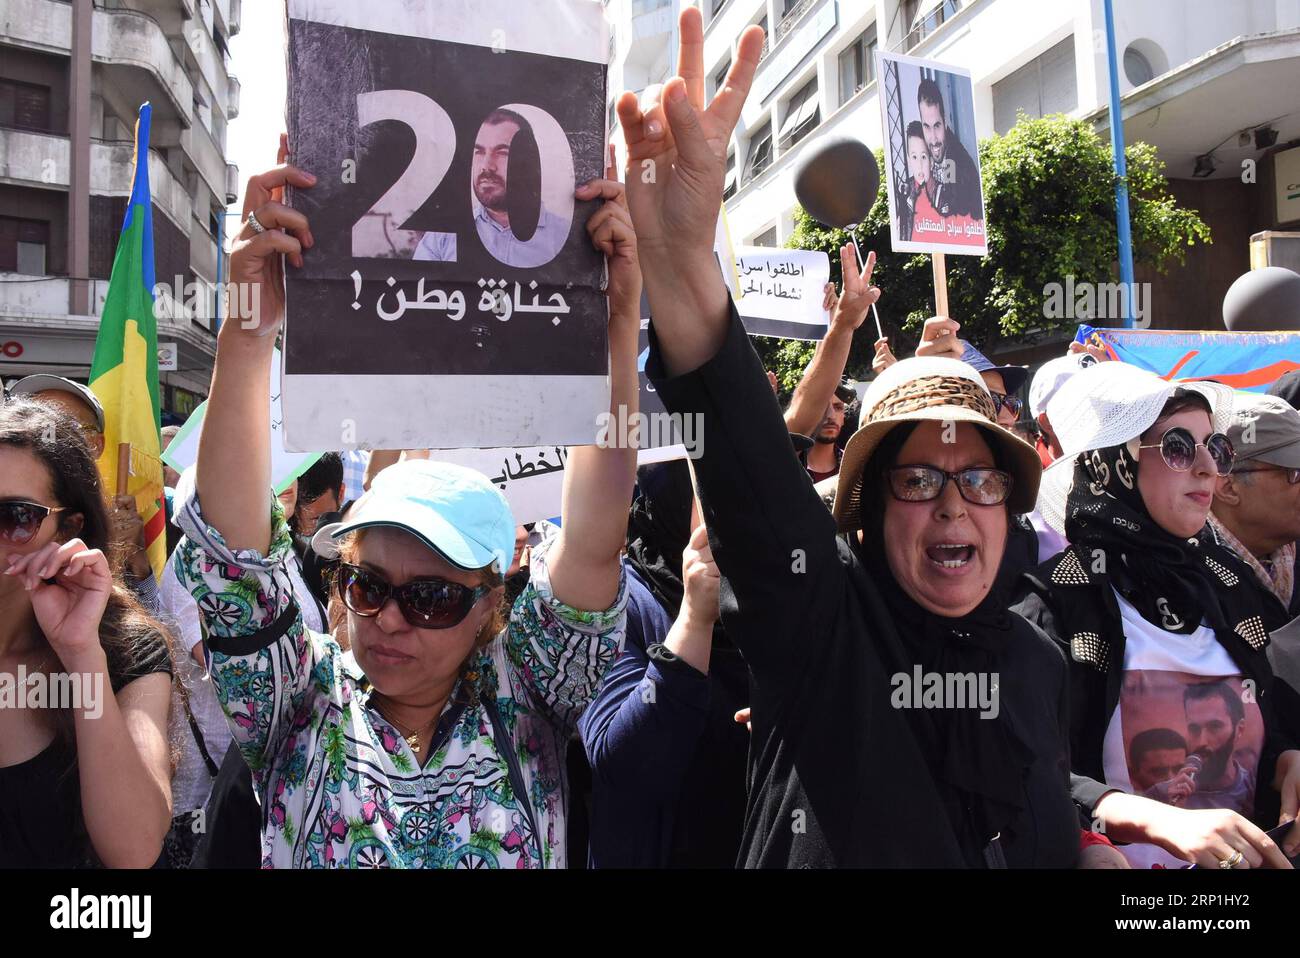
[830,246,879,331]
[5,539,113,670]
[617,8,764,260]
[576,147,642,327]
[229,135,317,337]
[914,316,963,359]
[873,337,898,374]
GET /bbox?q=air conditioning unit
[229,0,242,36]
[225,162,239,205]
[227,75,240,120]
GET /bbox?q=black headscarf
[626,460,697,618]
[855,422,1035,861]
[1063,441,1265,635]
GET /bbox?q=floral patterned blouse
[174,492,626,869]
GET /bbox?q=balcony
[776,0,819,44]
[0,274,109,324]
[227,75,241,120]
[92,4,195,124]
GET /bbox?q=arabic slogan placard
[733,247,832,341]
[415,445,569,525]
[281,0,610,452]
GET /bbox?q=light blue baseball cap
[326,459,517,575]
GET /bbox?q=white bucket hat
[1036,362,1234,535]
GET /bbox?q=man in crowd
[917,78,983,220]
[292,451,345,538]
[1210,391,1300,617]
[413,109,566,268]
[782,245,880,483]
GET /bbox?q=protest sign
[162,349,321,493]
[415,445,568,525]
[876,51,987,258]
[1075,325,1300,393]
[733,246,832,341]
[281,0,611,453]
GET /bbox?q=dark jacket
[1012,544,1299,825]
[648,302,1079,868]
[933,129,984,220]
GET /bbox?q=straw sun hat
[832,356,1043,533]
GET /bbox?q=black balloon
[1222,266,1300,331]
[794,137,879,229]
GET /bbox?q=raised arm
[783,247,878,438]
[198,145,316,554]
[546,163,641,611]
[618,10,840,683]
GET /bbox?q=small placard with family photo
[875,49,988,257]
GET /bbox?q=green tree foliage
[752,113,1211,393]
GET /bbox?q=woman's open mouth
[926,543,975,570]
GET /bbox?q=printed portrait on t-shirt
[1118,671,1262,816]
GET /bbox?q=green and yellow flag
[89,102,166,578]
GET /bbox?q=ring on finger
[1218,849,1245,869]
[246,211,267,235]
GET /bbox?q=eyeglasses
[337,563,492,630]
[1137,427,1235,476]
[886,466,1015,506]
[0,501,66,545]
[989,392,1023,418]
[1232,465,1300,485]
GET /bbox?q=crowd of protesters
[2,8,1299,870]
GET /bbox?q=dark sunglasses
[886,466,1014,506]
[989,392,1023,418]
[1137,427,1235,476]
[337,563,491,630]
[0,501,67,545]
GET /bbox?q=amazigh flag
[88,102,165,578]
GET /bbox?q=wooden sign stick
[116,442,132,496]
[931,251,949,318]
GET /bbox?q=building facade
[1,0,242,418]
[609,0,1300,362]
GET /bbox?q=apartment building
[609,0,1300,344]
[1,0,242,418]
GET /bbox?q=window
[744,121,773,182]
[778,78,819,148]
[0,79,53,133]
[723,150,737,200]
[712,57,731,99]
[837,25,877,106]
[1124,47,1154,86]
[757,15,769,60]
[905,0,963,50]
[992,36,1077,134]
[0,216,50,275]
[752,226,778,247]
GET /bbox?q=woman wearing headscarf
[1014,362,1300,868]
[170,149,638,869]
[611,12,1082,866]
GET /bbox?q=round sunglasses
[886,466,1014,506]
[0,500,67,545]
[337,562,492,630]
[1136,427,1235,476]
